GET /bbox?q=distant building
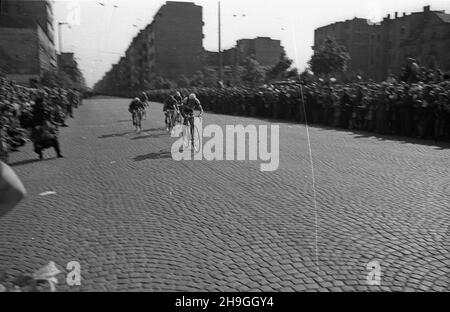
[315,18,374,78]
[0,0,55,42]
[314,6,450,80]
[58,52,86,89]
[0,0,56,85]
[206,37,284,68]
[236,37,284,66]
[95,1,204,93]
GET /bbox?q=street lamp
[218,1,248,86]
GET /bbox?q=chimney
[424,5,430,12]
[395,12,398,18]
[387,13,391,19]
[403,12,406,17]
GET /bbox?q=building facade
[236,37,284,66]
[314,6,450,81]
[206,37,284,68]
[0,0,56,85]
[57,52,86,89]
[315,18,374,78]
[94,1,204,93]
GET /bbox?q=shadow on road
[9,157,55,167]
[291,121,450,150]
[347,129,450,150]
[142,127,166,132]
[99,127,167,139]
[247,115,450,150]
[133,150,172,161]
[98,130,137,138]
[131,133,166,140]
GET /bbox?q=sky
[52,0,450,87]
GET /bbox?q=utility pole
[218,1,223,83]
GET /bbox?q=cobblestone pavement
[0,97,449,292]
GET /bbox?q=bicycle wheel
[183,124,191,148]
[192,124,201,153]
[168,110,175,132]
[136,111,142,130]
[132,112,136,127]
[175,111,182,124]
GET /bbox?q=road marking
[39,191,57,196]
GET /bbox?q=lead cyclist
[180,93,203,147]
[139,92,149,119]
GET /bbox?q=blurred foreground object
[0,161,26,218]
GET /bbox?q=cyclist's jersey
[129,98,145,112]
[139,93,148,103]
[182,97,201,111]
[173,94,182,104]
[164,96,178,111]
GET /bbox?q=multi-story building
[0,0,56,85]
[57,52,86,89]
[0,0,54,42]
[95,1,204,93]
[314,18,374,78]
[314,6,450,81]
[236,37,284,66]
[151,1,203,79]
[203,37,285,85]
[206,37,285,68]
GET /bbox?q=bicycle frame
[183,115,202,153]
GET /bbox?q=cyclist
[163,93,181,132]
[181,93,203,124]
[180,93,203,149]
[173,91,183,104]
[139,92,149,119]
[128,97,146,133]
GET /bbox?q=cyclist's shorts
[181,106,194,116]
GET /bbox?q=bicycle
[182,113,202,153]
[165,109,178,133]
[131,108,144,133]
[142,100,149,120]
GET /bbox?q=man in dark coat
[31,95,63,160]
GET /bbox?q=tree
[299,68,314,82]
[150,76,165,89]
[203,67,218,87]
[176,75,190,88]
[149,76,174,89]
[286,67,299,80]
[190,70,204,87]
[308,37,351,77]
[41,69,73,88]
[241,55,265,88]
[266,51,296,82]
[161,78,175,89]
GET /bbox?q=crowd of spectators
[146,68,450,142]
[0,77,81,163]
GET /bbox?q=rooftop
[435,12,450,23]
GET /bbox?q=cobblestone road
[0,97,448,292]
